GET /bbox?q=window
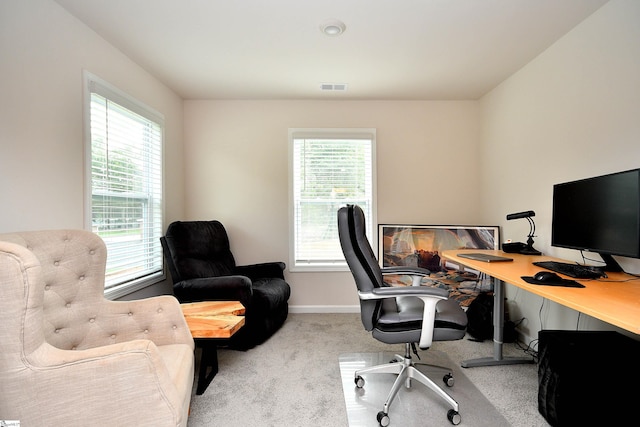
[84,72,164,298]
[289,128,376,271]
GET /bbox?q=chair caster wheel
[355,375,365,388]
[447,409,461,425]
[377,411,390,426]
[443,373,454,387]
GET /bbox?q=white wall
[0,0,185,297]
[480,0,640,342]
[184,100,481,309]
[2,0,638,337]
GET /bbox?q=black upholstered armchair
[161,220,291,349]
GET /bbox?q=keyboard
[533,261,604,279]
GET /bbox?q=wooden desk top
[181,301,246,339]
[442,249,640,335]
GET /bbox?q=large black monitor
[552,168,640,272]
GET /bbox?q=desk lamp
[506,210,542,255]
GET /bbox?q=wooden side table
[181,301,245,395]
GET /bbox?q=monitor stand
[600,253,623,272]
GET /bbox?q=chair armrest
[27,340,187,423]
[382,266,431,276]
[100,295,194,349]
[361,286,449,300]
[173,275,253,306]
[235,261,286,280]
[360,286,449,349]
[382,266,431,286]
[31,339,158,365]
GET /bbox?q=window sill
[104,271,165,300]
[289,263,350,273]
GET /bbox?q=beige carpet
[339,351,509,426]
[186,313,546,426]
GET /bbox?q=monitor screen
[551,168,640,271]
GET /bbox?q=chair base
[355,343,460,425]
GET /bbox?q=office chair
[338,205,468,426]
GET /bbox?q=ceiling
[54,0,609,100]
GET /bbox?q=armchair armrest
[27,340,186,424]
[100,295,194,348]
[359,286,449,350]
[173,275,253,306]
[235,261,286,280]
[382,266,431,286]
[31,339,158,366]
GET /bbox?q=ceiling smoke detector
[320,20,346,36]
[320,83,348,92]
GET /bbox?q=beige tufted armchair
[0,230,195,427]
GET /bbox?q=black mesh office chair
[337,205,468,426]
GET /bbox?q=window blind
[86,76,164,292]
[290,129,375,269]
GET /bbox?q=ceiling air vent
[320,83,348,92]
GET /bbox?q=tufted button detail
[71,346,77,350]
[89,318,95,323]
[89,250,95,255]
[45,285,51,291]
[66,303,71,308]
[128,312,133,316]
[144,329,149,334]
[110,334,116,339]
[54,261,59,266]
[172,325,177,330]
[157,308,163,313]
[54,328,60,333]
[79,275,85,281]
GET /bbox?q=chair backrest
[0,230,109,352]
[162,220,237,283]
[337,205,384,331]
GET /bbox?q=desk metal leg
[461,278,534,368]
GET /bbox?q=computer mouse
[534,271,561,282]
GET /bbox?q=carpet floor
[339,351,510,426]
[186,313,548,427]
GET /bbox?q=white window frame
[83,71,165,299]
[288,128,377,272]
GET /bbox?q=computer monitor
[551,168,640,272]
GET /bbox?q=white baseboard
[289,305,360,314]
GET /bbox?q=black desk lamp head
[506,210,542,255]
